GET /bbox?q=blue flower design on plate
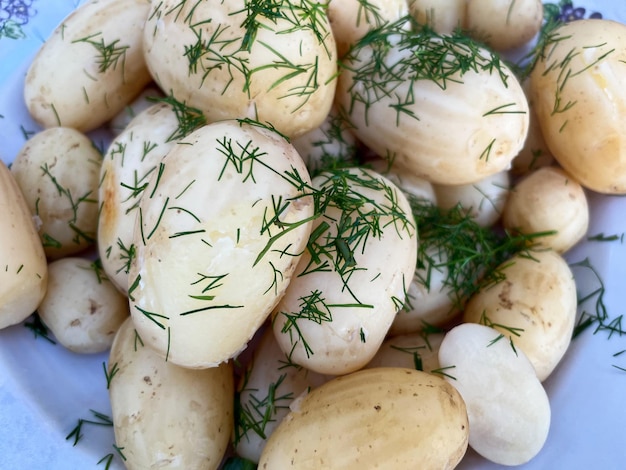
[0,0,38,40]
[544,0,603,24]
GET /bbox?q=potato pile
[2,0,626,468]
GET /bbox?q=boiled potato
[98,101,181,294]
[271,167,417,375]
[143,0,337,138]
[37,257,128,353]
[530,19,626,193]
[463,249,577,381]
[259,367,469,469]
[235,328,330,463]
[502,166,589,253]
[291,106,358,176]
[390,247,458,335]
[433,169,510,228]
[11,127,101,259]
[0,160,48,329]
[128,120,314,368]
[109,317,233,469]
[466,0,543,51]
[108,84,164,135]
[24,0,152,132]
[511,79,555,176]
[365,331,445,373]
[408,0,466,34]
[438,323,551,466]
[337,21,529,185]
[327,0,409,57]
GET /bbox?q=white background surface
[1,1,625,469]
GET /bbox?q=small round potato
[98,102,181,294]
[337,24,529,185]
[466,0,543,51]
[235,329,330,463]
[38,257,128,353]
[259,367,469,469]
[502,166,589,253]
[11,127,101,259]
[463,249,578,381]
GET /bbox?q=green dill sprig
[148,93,208,141]
[571,258,625,340]
[72,33,129,74]
[234,372,294,445]
[410,197,553,310]
[23,312,56,345]
[65,410,114,446]
[162,0,332,109]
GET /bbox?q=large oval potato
[271,167,418,375]
[259,367,469,469]
[128,120,314,368]
[530,19,626,193]
[24,0,152,132]
[0,160,48,329]
[337,22,529,185]
[143,0,337,138]
[11,127,101,259]
[109,318,233,469]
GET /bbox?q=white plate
[1,1,625,469]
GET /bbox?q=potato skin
[259,367,469,470]
[109,318,233,470]
[24,0,152,132]
[0,160,48,329]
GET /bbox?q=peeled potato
[438,323,551,466]
[463,249,577,381]
[530,19,626,193]
[0,160,48,329]
[259,367,469,469]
